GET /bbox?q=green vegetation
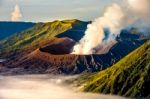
[82,40,150,98]
[0,19,78,54]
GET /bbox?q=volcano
[0,20,149,75]
[1,32,149,75]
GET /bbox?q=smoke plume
[72,4,126,54]
[11,4,22,21]
[72,0,150,55]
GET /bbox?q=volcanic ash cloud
[11,4,22,21]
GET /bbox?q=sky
[0,0,118,22]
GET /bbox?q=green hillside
[0,19,86,57]
[82,40,150,98]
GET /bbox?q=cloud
[11,4,22,21]
[0,75,125,99]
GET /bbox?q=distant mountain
[0,22,35,40]
[82,40,150,98]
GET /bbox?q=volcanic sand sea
[0,75,126,99]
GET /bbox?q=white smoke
[72,0,150,55]
[72,4,126,54]
[11,4,22,21]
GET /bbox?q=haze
[0,75,126,99]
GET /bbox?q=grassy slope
[0,19,81,55]
[82,40,150,98]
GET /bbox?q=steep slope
[0,22,35,40]
[0,20,88,58]
[82,40,150,98]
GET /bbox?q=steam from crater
[72,4,125,54]
[11,4,22,21]
[72,0,150,55]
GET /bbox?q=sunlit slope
[83,40,150,98]
[0,20,88,56]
